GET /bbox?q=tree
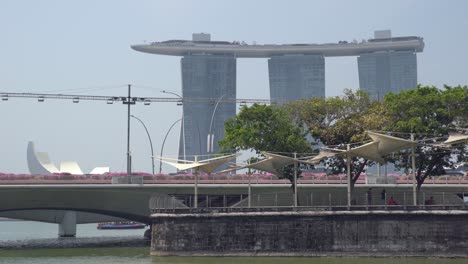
[443,85,468,165]
[383,85,468,191]
[219,103,312,183]
[287,89,390,188]
[441,85,468,129]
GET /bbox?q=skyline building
[131,31,424,161]
[358,31,418,101]
[179,54,236,161]
[269,55,325,104]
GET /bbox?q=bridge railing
[151,204,468,215]
[1,173,467,185]
[149,191,468,212]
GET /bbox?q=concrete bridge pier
[58,211,77,237]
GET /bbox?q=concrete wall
[151,211,468,257]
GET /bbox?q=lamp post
[194,155,199,208]
[161,90,186,162]
[159,118,182,174]
[207,94,225,153]
[130,115,155,176]
[123,84,135,176]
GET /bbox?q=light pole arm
[161,90,182,99]
[208,94,225,152]
[159,118,182,174]
[161,90,186,162]
[130,115,155,175]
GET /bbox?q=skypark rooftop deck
[131,36,424,58]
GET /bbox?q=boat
[97,221,146,230]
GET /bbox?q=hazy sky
[1,0,468,174]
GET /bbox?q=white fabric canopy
[246,157,281,175]
[305,131,418,164]
[222,152,298,176]
[157,154,238,174]
[343,141,384,163]
[262,152,297,163]
[367,131,415,156]
[305,148,345,165]
[243,152,296,176]
[342,131,416,162]
[443,133,468,145]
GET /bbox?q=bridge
[1,182,467,237]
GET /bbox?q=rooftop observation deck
[131,36,425,58]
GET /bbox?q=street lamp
[161,90,186,162]
[130,115,155,176]
[207,94,225,153]
[159,118,182,174]
[123,84,135,176]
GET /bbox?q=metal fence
[2,173,467,185]
[149,191,468,212]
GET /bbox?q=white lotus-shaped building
[27,141,109,175]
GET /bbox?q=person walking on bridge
[380,189,386,205]
[366,188,373,205]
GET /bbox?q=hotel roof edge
[131,38,424,58]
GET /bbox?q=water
[0,221,466,263]
[0,220,145,241]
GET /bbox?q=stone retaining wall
[151,210,468,257]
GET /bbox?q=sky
[1,0,468,174]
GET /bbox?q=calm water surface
[0,220,145,241]
[0,221,466,264]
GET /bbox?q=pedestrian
[388,196,397,205]
[366,188,373,205]
[425,196,435,205]
[380,189,386,204]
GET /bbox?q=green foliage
[383,85,468,190]
[219,104,312,183]
[220,85,467,194]
[441,85,468,128]
[385,85,445,134]
[384,85,467,134]
[220,104,311,154]
[287,89,389,187]
[287,89,390,145]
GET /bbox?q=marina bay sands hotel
[131,30,425,161]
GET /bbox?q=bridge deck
[1,178,467,185]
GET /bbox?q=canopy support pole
[248,164,252,208]
[411,134,417,205]
[347,144,351,209]
[293,152,298,207]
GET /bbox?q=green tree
[383,85,468,191]
[444,85,468,165]
[219,103,312,183]
[287,89,389,188]
[441,85,468,129]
